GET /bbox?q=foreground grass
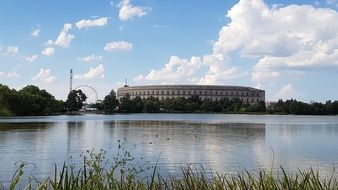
[1,149,338,190]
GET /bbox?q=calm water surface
[1,114,338,184]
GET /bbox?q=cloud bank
[135,0,338,100]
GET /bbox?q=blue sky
[0,0,337,102]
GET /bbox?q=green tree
[0,85,64,116]
[143,97,160,113]
[246,101,266,112]
[66,90,87,111]
[103,90,119,113]
[200,99,214,112]
[0,84,15,116]
[131,96,143,113]
[118,93,133,112]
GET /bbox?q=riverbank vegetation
[105,92,338,115]
[114,94,266,114]
[0,84,64,116]
[1,150,338,190]
[1,84,338,116]
[272,99,338,115]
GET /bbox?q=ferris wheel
[74,84,99,104]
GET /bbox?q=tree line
[271,99,338,115]
[0,84,89,116]
[1,84,338,116]
[0,84,64,116]
[101,90,338,115]
[107,92,266,113]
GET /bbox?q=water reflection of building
[104,120,266,173]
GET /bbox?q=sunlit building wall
[117,85,265,104]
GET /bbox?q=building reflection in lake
[103,120,266,174]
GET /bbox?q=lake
[1,114,338,185]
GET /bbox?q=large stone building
[117,85,265,104]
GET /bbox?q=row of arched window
[122,90,262,97]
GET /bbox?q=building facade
[117,85,265,104]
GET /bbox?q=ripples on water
[1,114,338,185]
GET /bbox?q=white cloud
[75,17,109,29]
[118,0,150,21]
[49,23,74,48]
[135,56,202,83]
[275,83,298,100]
[74,64,105,80]
[78,54,103,62]
[46,40,54,46]
[31,68,56,83]
[197,54,245,84]
[6,46,19,54]
[104,41,133,51]
[0,71,20,78]
[41,47,55,56]
[30,29,41,37]
[25,55,38,62]
[7,72,20,78]
[135,54,243,84]
[207,0,338,85]
[135,0,338,90]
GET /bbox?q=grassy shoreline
[1,150,337,190]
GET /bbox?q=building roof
[118,85,264,92]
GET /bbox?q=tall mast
[124,78,129,87]
[70,69,73,92]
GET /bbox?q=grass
[1,149,338,190]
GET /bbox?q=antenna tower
[124,78,129,87]
[70,69,73,92]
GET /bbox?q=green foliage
[0,84,64,116]
[2,149,338,190]
[66,90,87,112]
[131,96,144,113]
[273,99,338,115]
[143,97,160,113]
[116,94,267,114]
[103,90,119,113]
[118,93,133,112]
[114,93,338,115]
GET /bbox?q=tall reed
[1,149,337,190]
